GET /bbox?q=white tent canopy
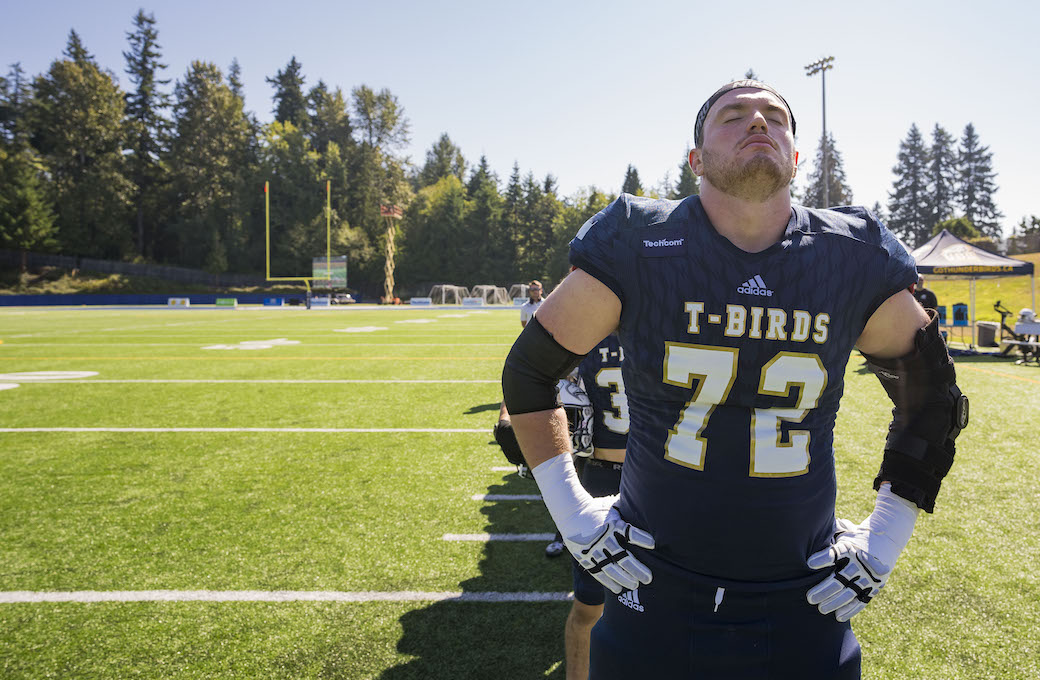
[911,229,1036,347]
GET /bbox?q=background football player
[564,332,627,680]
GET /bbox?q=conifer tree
[802,132,853,208]
[926,124,957,230]
[515,171,548,279]
[870,201,887,225]
[669,147,699,198]
[499,161,524,281]
[266,57,308,129]
[0,63,32,142]
[123,9,172,257]
[887,124,932,247]
[621,164,643,195]
[956,123,1003,240]
[464,155,505,282]
[167,61,254,270]
[466,154,497,196]
[30,31,132,258]
[227,59,244,100]
[417,133,466,188]
[0,142,57,266]
[63,30,93,64]
[307,81,353,156]
[1017,215,1040,234]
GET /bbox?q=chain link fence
[0,249,269,287]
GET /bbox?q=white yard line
[10,379,498,384]
[0,590,571,603]
[471,494,542,501]
[442,533,555,541]
[3,342,511,346]
[0,427,488,433]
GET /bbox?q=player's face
[530,284,543,300]
[691,89,797,201]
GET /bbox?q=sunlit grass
[0,306,1037,679]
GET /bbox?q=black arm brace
[501,316,587,415]
[862,312,969,513]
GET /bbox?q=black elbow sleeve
[863,312,969,512]
[502,316,587,415]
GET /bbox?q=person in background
[914,275,938,313]
[520,280,544,328]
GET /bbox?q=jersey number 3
[662,343,827,477]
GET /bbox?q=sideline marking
[0,427,488,433]
[0,590,572,603]
[490,466,517,472]
[442,533,555,542]
[472,494,541,501]
[0,383,18,391]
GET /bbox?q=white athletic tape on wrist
[530,453,605,542]
[862,483,920,569]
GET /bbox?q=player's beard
[701,147,793,202]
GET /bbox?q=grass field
[0,304,1038,679]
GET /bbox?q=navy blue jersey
[579,334,629,450]
[569,194,917,585]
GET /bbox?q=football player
[502,80,967,678]
[565,333,628,680]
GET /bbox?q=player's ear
[690,148,704,177]
[792,150,799,179]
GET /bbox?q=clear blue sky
[2,0,1036,237]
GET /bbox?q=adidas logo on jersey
[737,274,774,297]
[617,589,645,612]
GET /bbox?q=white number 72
[662,343,827,477]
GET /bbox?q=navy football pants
[589,552,861,679]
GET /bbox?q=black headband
[694,80,796,147]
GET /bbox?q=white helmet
[1019,308,1037,323]
[557,378,594,456]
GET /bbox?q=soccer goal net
[428,284,470,305]
[507,284,530,300]
[469,285,510,305]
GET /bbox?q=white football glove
[564,496,655,594]
[530,454,655,594]
[807,484,920,622]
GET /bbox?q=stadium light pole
[805,56,835,208]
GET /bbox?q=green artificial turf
[0,305,1037,679]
